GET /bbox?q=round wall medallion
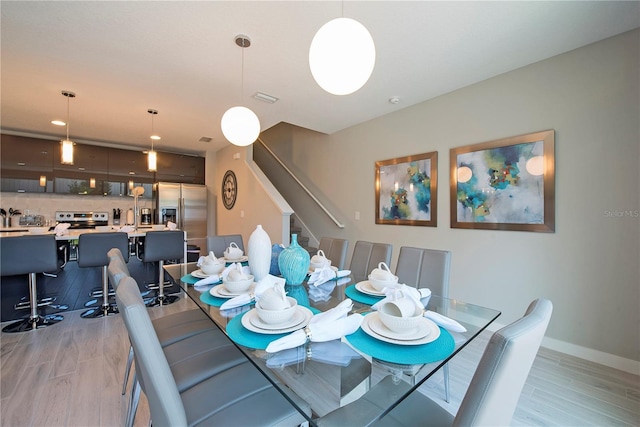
[222,170,237,210]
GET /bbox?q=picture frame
[375,151,438,226]
[450,130,555,232]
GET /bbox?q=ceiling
[1,1,638,155]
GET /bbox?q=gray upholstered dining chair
[115,276,310,426]
[207,234,245,257]
[318,298,553,427]
[348,241,393,283]
[0,234,62,332]
[394,246,452,401]
[318,237,349,270]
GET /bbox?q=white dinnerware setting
[223,242,247,262]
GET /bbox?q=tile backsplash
[0,192,153,225]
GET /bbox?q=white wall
[236,30,639,370]
[213,145,285,249]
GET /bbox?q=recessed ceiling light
[51,120,66,126]
[253,92,279,104]
[389,96,401,104]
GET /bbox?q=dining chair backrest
[0,234,58,276]
[107,259,130,291]
[143,231,185,263]
[453,298,553,426]
[394,247,451,297]
[207,234,245,258]
[107,247,130,276]
[349,241,393,283]
[318,237,349,270]
[115,276,188,426]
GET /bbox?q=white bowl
[255,297,297,325]
[222,275,254,293]
[368,274,399,291]
[152,224,165,230]
[201,262,225,275]
[378,308,423,333]
[28,226,50,234]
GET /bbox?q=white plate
[192,269,219,279]
[308,265,338,275]
[217,284,254,297]
[249,308,306,331]
[209,284,250,299]
[241,306,313,334]
[224,256,248,263]
[361,313,440,346]
[355,280,386,296]
[369,315,432,341]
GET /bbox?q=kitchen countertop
[0,226,173,239]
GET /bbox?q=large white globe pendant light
[309,17,376,95]
[221,106,261,147]
[221,35,261,146]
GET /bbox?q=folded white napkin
[308,281,336,303]
[266,340,361,369]
[308,267,351,287]
[266,313,363,353]
[309,299,352,324]
[219,274,285,310]
[370,284,428,311]
[54,223,70,236]
[424,310,467,332]
[119,225,134,233]
[167,221,177,230]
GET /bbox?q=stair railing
[257,137,345,229]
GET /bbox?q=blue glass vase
[269,244,284,276]
[278,234,310,286]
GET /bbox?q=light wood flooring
[1,295,638,426]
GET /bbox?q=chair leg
[122,345,134,395]
[126,373,141,427]
[2,272,63,333]
[443,362,450,403]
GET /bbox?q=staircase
[290,215,316,256]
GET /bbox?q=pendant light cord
[66,95,70,141]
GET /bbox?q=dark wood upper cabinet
[1,134,204,193]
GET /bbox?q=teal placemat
[226,307,320,350]
[180,274,200,285]
[199,291,229,307]
[346,316,455,365]
[345,285,384,306]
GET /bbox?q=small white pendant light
[147,109,159,172]
[309,16,376,95]
[221,35,261,147]
[60,90,76,164]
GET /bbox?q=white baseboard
[485,322,640,375]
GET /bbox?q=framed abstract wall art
[375,151,438,226]
[450,130,555,232]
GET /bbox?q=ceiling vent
[199,136,213,143]
[253,92,279,104]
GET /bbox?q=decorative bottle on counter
[248,224,271,282]
[278,234,310,286]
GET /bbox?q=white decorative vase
[248,224,272,282]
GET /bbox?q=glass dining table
[164,263,501,426]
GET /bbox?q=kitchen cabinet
[0,134,205,194]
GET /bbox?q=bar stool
[0,235,63,332]
[143,230,184,306]
[78,232,130,318]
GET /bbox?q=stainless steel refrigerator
[155,182,207,255]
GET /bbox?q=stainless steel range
[55,211,109,229]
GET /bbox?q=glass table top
[164,263,500,426]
